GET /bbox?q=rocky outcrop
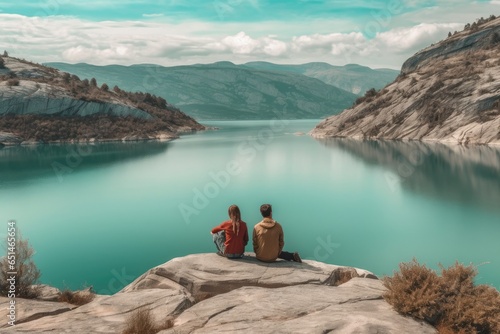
[402,17,500,74]
[311,17,500,146]
[0,131,22,145]
[0,82,153,119]
[0,56,204,145]
[0,253,437,333]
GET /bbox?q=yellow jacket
[252,218,284,262]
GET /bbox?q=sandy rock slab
[160,278,436,334]
[124,253,377,301]
[1,289,193,333]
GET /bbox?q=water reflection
[0,142,170,187]
[316,138,500,213]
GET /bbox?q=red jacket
[212,220,249,255]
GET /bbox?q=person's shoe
[293,252,302,263]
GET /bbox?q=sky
[0,0,499,69]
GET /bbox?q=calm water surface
[1,119,499,293]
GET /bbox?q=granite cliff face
[0,254,437,334]
[0,57,204,145]
[311,16,500,145]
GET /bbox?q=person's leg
[212,231,226,254]
[278,250,302,262]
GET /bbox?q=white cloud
[375,23,462,53]
[0,0,498,70]
[220,32,287,56]
[222,32,260,54]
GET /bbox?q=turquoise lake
[1,119,499,293]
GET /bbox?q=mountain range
[46,61,397,120]
[243,62,398,95]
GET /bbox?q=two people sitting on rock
[211,203,301,263]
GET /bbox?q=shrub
[0,230,41,298]
[58,288,95,306]
[6,78,19,86]
[383,259,500,334]
[122,308,174,334]
[0,56,4,69]
[353,88,378,106]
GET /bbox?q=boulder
[161,278,435,334]
[0,254,437,333]
[123,253,377,301]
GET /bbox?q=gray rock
[2,289,194,333]
[0,254,436,334]
[0,131,23,145]
[402,19,500,74]
[311,17,500,146]
[160,278,435,334]
[124,253,377,301]
[0,296,76,329]
[31,284,61,302]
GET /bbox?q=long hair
[228,205,241,235]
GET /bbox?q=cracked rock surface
[0,253,436,333]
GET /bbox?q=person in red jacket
[211,204,249,258]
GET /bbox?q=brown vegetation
[6,78,19,86]
[0,231,41,298]
[58,288,95,306]
[0,114,177,143]
[353,88,378,106]
[383,259,500,334]
[122,308,174,334]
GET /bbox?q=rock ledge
[0,253,436,333]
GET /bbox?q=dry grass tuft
[332,267,359,286]
[383,259,500,334]
[122,308,174,334]
[58,288,95,306]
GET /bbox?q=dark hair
[260,204,272,217]
[228,204,241,222]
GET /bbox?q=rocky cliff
[311,16,500,145]
[0,254,437,333]
[0,57,204,145]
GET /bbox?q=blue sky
[0,0,499,68]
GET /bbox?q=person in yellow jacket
[252,204,302,263]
